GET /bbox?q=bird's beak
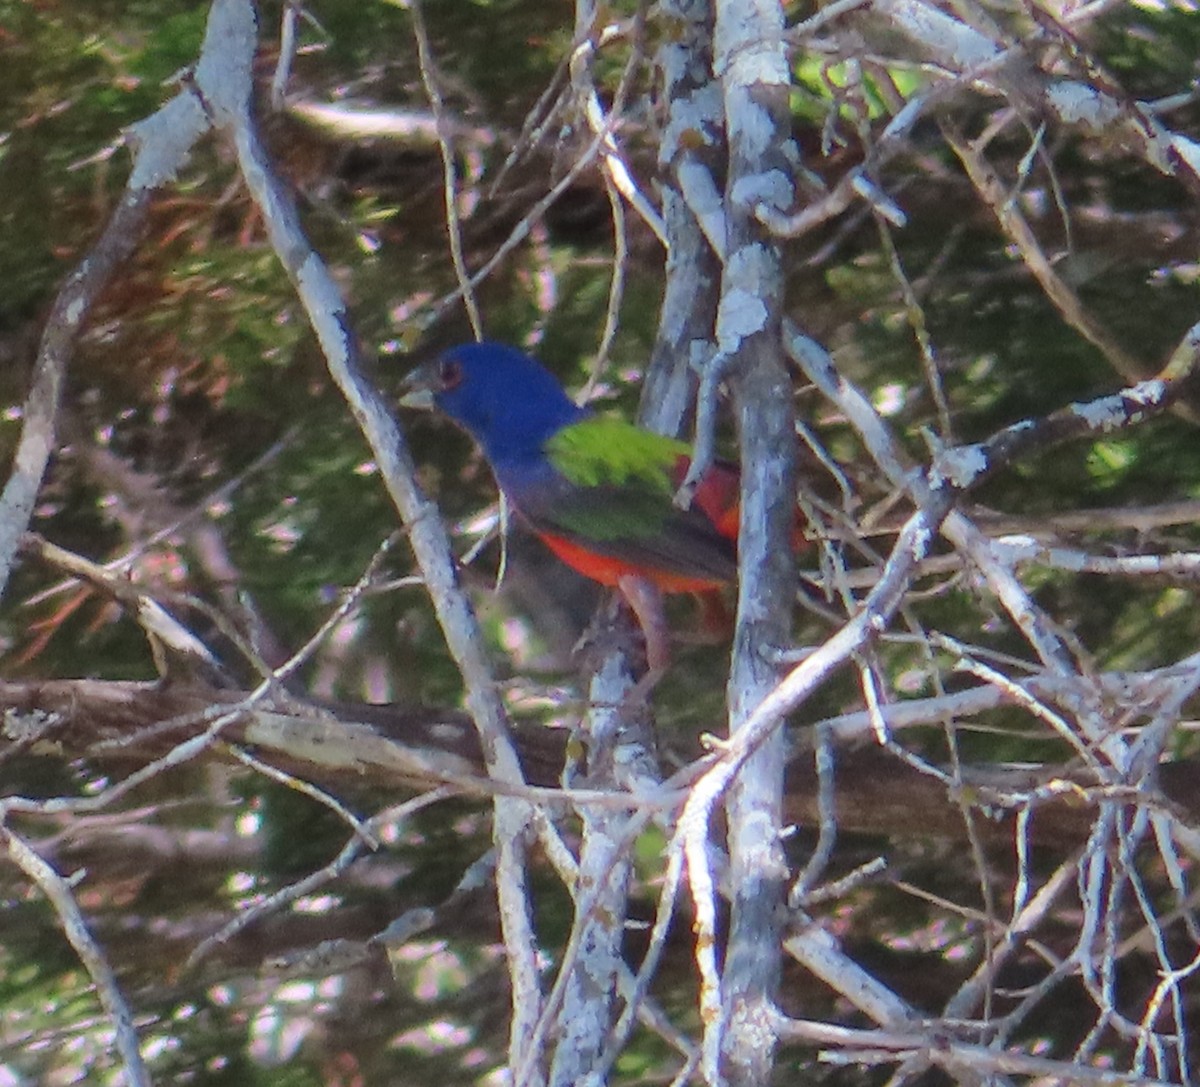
[397,362,439,411]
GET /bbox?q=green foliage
[549,416,685,489]
[4,0,1200,1083]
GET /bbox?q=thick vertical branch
[189,2,544,1078]
[547,665,635,1087]
[541,3,648,1080]
[643,0,725,434]
[712,2,797,1084]
[546,6,730,1080]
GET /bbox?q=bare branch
[0,53,217,601]
[2,825,151,1087]
[188,3,546,1071]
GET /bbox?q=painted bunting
[400,342,743,670]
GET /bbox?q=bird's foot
[766,645,816,666]
[616,574,671,675]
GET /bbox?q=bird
[399,341,746,674]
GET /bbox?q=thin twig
[405,0,483,340]
[2,825,151,1087]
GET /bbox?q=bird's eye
[439,359,464,391]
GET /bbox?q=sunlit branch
[405,0,484,340]
[183,787,454,973]
[1,825,152,1087]
[190,2,549,1070]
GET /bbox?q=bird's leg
[674,589,733,646]
[616,573,670,690]
[573,576,669,706]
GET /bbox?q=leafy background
[3,0,1200,1084]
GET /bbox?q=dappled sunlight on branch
[5,0,1200,1084]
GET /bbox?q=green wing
[534,416,737,581]
[543,416,686,540]
[546,416,687,490]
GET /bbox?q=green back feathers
[542,417,691,542]
[545,416,688,491]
